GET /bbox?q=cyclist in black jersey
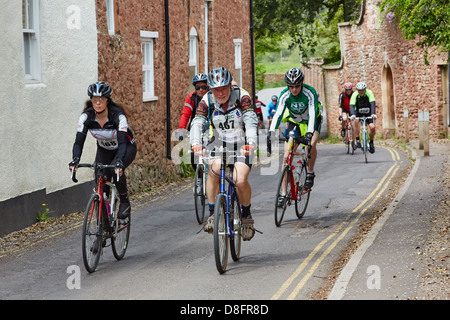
[69,82,137,219]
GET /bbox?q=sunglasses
[91,97,106,102]
[195,85,208,90]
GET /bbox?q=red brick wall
[95,0,253,192]
[323,0,448,139]
[208,0,252,86]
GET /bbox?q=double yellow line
[271,146,401,300]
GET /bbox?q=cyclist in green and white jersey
[269,68,321,197]
[349,82,377,153]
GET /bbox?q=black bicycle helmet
[192,73,208,85]
[88,81,112,98]
[207,67,233,88]
[285,68,304,85]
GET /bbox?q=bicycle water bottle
[287,129,296,151]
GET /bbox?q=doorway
[382,64,395,137]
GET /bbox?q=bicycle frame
[284,130,311,200]
[216,148,241,241]
[355,117,373,145]
[355,116,373,163]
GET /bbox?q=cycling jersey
[266,101,277,118]
[73,102,135,162]
[270,84,320,134]
[178,91,203,130]
[349,89,376,116]
[190,85,258,146]
[338,91,352,113]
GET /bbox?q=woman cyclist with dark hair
[69,82,137,219]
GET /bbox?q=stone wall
[323,0,448,139]
[95,0,252,193]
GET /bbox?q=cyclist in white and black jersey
[190,67,258,240]
[69,82,137,219]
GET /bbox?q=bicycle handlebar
[354,116,374,120]
[70,163,120,183]
[287,131,312,159]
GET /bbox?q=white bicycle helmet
[355,82,367,90]
[207,67,233,88]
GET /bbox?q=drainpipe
[249,0,256,102]
[165,0,171,159]
[204,1,210,74]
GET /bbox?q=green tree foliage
[378,0,450,64]
[253,0,361,63]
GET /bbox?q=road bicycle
[342,115,355,155]
[71,163,130,273]
[209,145,246,274]
[274,129,311,227]
[355,116,373,163]
[194,153,208,224]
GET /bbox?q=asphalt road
[0,139,410,300]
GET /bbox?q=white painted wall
[0,1,98,201]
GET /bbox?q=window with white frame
[233,39,243,86]
[105,0,115,35]
[189,27,198,75]
[23,0,41,83]
[141,31,158,102]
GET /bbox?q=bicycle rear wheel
[229,195,241,261]
[214,194,228,274]
[82,194,102,273]
[274,165,292,227]
[295,163,310,219]
[111,198,131,260]
[194,165,206,224]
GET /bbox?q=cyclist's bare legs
[308,131,319,172]
[368,122,376,140]
[206,159,251,207]
[206,158,221,206]
[232,162,251,207]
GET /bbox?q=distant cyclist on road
[69,82,137,219]
[269,68,321,206]
[349,82,377,153]
[266,95,278,129]
[254,95,266,129]
[339,82,356,149]
[190,67,258,240]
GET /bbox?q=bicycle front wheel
[362,131,368,163]
[295,163,310,219]
[229,195,241,261]
[214,194,228,274]
[82,194,102,273]
[111,198,131,261]
[274,165,292,227]
[194,165,206,224]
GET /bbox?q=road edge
[327,146,420,300]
